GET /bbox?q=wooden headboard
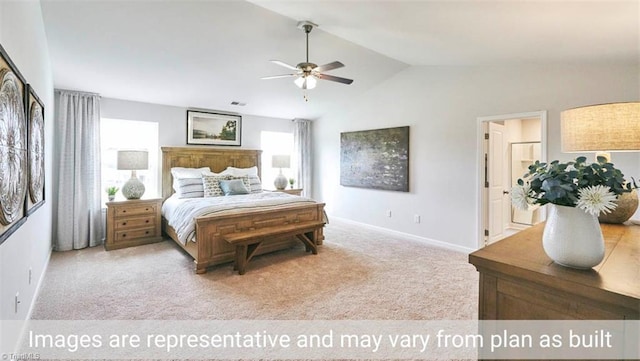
[161,147,262,200]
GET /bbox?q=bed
[161,146,325,274]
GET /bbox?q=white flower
[511,184,532,210]
[576,185,618,216]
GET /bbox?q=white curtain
[293,118,312,197]
[53,90,103,251]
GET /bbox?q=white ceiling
[251,0,640,66]
[41,0,639,120]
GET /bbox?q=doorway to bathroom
[477,111,548,247]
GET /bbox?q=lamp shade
[561,102,640,152]
[117,150,149,170]
[272,154,290,169]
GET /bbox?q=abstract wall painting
[340,126,410,192]
[26,84,45,215]
[0,43,28,244]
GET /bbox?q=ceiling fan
[261,21,354,90]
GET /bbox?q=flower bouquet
[511,156,636,216]
[511,156,637,269]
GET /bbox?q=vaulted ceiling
[41,0,638,120]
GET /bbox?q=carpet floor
[31,220,478,321]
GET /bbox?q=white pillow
[171,167,211,179]
[222,166,258,177]
[171,167,210,193]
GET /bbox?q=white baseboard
[15,247,52,353]
[329,216,476,254]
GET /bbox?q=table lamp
[117,150,149,199]
[561,102,640,223]
[272,154,290,190]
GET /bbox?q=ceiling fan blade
[314,61,344,72]
[318,73,354,85]
[261,74,297,80]
[270,60,298,71]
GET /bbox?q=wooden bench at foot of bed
[224,220,325,275]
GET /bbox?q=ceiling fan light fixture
[263,20,353,90]
[294,74,317,90]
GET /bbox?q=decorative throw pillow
[175,178,204,198]
[202,174,231,197]
[219,179,250,196]
[231,175,251,191]
[222,167,262,192]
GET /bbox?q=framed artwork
[186,110,241,146]
[25,84,45,215]
[0,42,28,245]
[340,126,410,192]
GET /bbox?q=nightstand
[274,188,303,196]
[105,198,163,250]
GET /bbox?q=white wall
[0,0,54,354]
[100,97,294,194]
[314,63,639,251]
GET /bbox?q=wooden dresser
[105,198,163,250]
[469,223,639,320]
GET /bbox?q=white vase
[542,204,605,269]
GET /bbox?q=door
[487,122,508,244]
[477,111,547,249]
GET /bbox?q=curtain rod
[55,88,101,97]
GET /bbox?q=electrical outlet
[414,215,421,224]
[29,268,32,285]
[386,210,392,217]
[15,292,20,313]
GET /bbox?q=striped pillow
[171,167,210,192]
[248,174,262,193]
[175,178,204,198]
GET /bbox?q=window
[260,131,295,190]
[100,118,159,204]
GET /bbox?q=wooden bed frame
[161,146,325,274]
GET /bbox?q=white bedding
[162,192,318,245]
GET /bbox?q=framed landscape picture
[340,126,410,192]
[186,110,241,146]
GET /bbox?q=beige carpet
[31,220,478,321]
